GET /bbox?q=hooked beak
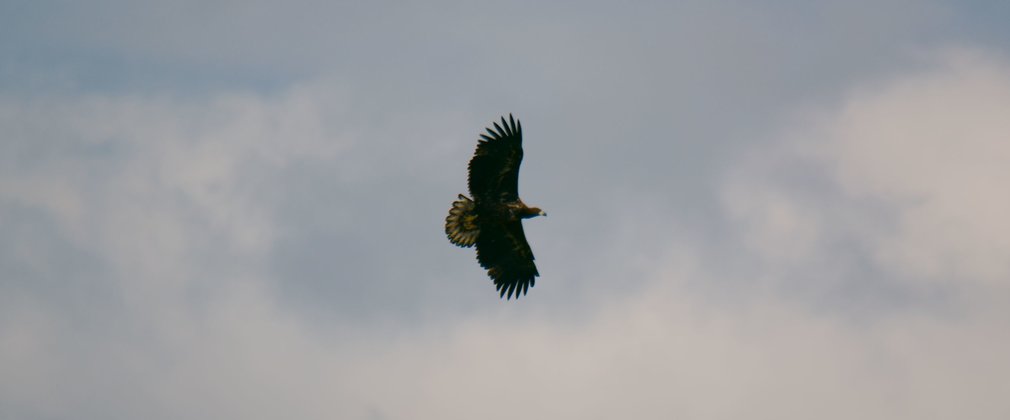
[539,210,547,217]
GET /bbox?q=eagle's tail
[446,194,479,247]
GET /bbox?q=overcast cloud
[2,1,1009,419]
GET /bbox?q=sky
[2,1,1010,419]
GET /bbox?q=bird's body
[445,115,545,299]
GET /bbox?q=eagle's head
[523,206,546,219]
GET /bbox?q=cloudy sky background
[2,1,1010,418]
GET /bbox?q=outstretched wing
[475,220,539,299]
[467,114,523,202]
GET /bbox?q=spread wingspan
[449,114,542,300]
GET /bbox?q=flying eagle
[445,114,545,299]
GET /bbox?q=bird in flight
[445,114,545,299]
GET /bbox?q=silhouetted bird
[445,114,545,299]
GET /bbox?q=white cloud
[0,82,352,266]
[826,49,1010,286]
[725,48,1010,291]
[9,256,1005,420]
[0,83,360,418]
[0,83,358,369]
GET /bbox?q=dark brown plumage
[445,114,545,299]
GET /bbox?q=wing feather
[467,114,523,202]
[474,220,538,299]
